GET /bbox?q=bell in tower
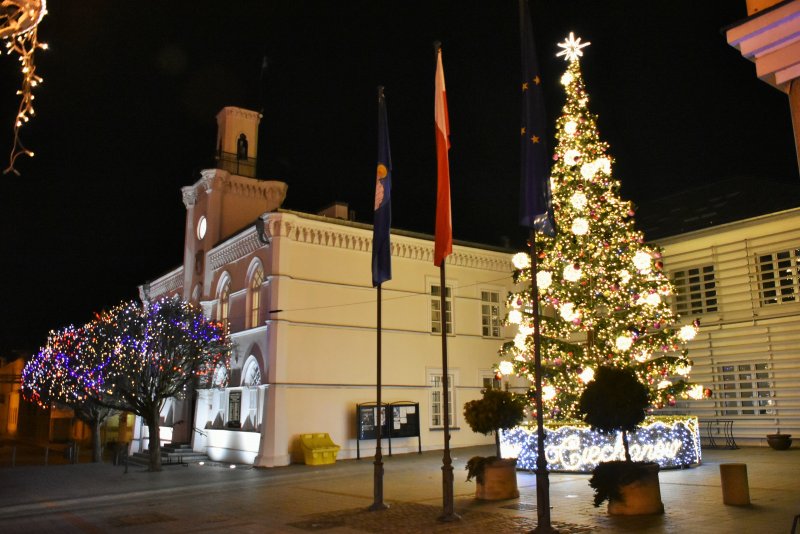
[215,107,261,178]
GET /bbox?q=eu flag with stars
[372,87,392,287]
[519,0,555,235]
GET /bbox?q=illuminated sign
[500,416,701,473]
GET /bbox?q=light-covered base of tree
[607,465,664,515]
[475,458,519,501]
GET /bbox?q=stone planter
[607,463,664,515]
[766,433,792,450]
[475,458,519,501]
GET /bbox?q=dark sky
[0,1,797,355]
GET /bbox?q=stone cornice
[209,228,264,271]
[264,213,512,272]
[181,187,197,208]
[148,267,184,299]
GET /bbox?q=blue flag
[519,0,555,235]
[372,87,392,286]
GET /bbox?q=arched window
[217,276,230,328]
[249,264,264,328]
[243,358,261,387]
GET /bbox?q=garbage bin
[720,463,750,505]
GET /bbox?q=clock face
[197,216,207,240]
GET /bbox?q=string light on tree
[498,33,701,422]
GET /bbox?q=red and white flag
[434,47,452,267]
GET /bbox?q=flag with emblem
[519,0,555,235]
[372,86,392,287]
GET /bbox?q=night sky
[0,1,797,355]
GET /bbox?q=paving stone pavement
[0,443,798,533]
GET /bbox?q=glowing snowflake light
[498,360,514,376]
[512,252,531,270]
[556,32,590,62]
[570,192,587,210]
[536,270,553,289]
[633,251,652,272]
[580,162,596,180]
[678,325,698,342]
[563,264,581,282]
[564,149,581,166]
[507,309,522,325]
[615,335,634,351]
[571,218,589,236]
[564,120,578,135]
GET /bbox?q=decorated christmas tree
[498,34,703,420]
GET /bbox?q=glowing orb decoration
[518,323,534,336]
[658,380,672,390]
[687,384,704,400]
[595,157,611,175]
[615,335,634,351]
[678,325,698,342]
[541,385,556,401]
[564,120,578,135]
[1,0,48,175]
[561,71,574,86]
[675,363,692,376]
[578,367,595,383]
[512,252,531,270]
[564,149,581,166]
[619,269,631,285]
[571,217,589,236]
[507,309,522,325]
[536,270,553,290]
[633,251,652,272]
[634,351,651,362]
[644,293,661,307]
[514,332,528,351]
[498,360,514,376]
[580,162,596,180]
[563,264,581,282]
[570,192,587,210]
[559,302,580,322]
[500,417,701,472]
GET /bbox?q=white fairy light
[512,252,531,269]
[571,218,589,236]
[556,32,591,62]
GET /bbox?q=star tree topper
[556,32,590,62]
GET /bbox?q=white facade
[142,107,516,465]
[657,207,800,445]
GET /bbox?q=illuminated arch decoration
[1,0,47,175]
[500,416,701,473]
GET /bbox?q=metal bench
[704,419,738,449]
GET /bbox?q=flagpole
[530,231,556,533]
[370,85,389,512]
[369,283,388,511]
[433,40,459,523]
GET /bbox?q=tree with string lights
[497,34,703,421]
[22,324,119,463]
[94,296,232,471]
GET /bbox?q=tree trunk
[146,406,162,472]
[622,430,631,462]
[494,428,502,458]
[92,418,102,463]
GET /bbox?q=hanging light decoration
[1,0,47,175]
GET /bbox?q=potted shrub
[766,429,792,450]
[463,387,526,500]
[578,366,664,515]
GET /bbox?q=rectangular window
[673,265,717,315]
[481,290,501,337]
[758,249,800,306]
[430,373,455,428]
[714,362,774,416]
[431,285,453,334]
[482,375,501,390]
